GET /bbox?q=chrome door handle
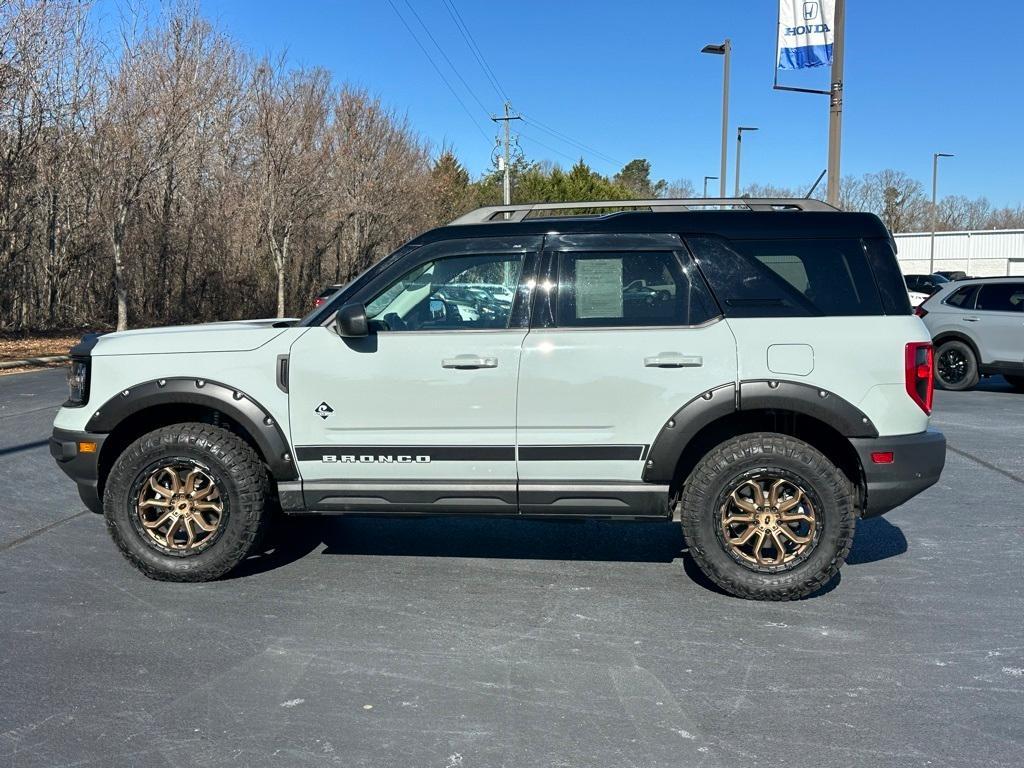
[644,353,703,368]
[962,316,979,322]
[442,355,498,369]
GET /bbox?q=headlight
[66,358,89,406]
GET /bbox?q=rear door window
[688,237,885,317]
[976,283,1024,312]
[554,250,718,327]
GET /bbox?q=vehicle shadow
[236,512,908,593]
[846,516,908,565]
[320,516,687,563]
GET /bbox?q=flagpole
[826,0,845,206]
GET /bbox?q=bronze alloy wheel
[135,463,225,553]
[718,475,819,571]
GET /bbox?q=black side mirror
[335,303,369,338]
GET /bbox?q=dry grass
[0,333,80,362]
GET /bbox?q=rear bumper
[850,429,946,518]
[51,427,106,514]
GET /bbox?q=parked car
[313,284,343,308]
[904,273,950,296]
[918,277,1024,391]
[51,197,945,601]
[907,290,931,308]
[935,270,970,282]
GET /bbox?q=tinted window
[864,240,913,314]
[365,253,522,331]
[554,251,717,327]
[976,283,1024,312]
[689,237,885,317]
[944,285,979,309]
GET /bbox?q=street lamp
[701,39,731,199]
[734,126,758,196]
[929,152,954,274]
[703,175,718,198]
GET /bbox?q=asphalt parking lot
[1,368,1021,768]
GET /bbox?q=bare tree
[249,60,330,318]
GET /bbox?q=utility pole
[491,102,521,207]
[826,0,846,206]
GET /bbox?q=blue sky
[95,1,1024,206]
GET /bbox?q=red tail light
[914,305,928,318]
[905,342,934,414]
[314,297,326,308]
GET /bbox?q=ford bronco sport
[51,198,946,600]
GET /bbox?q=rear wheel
[103,423,271,581]
[1004,375,1024,393]
[934,339,979,391]
[679,433,856,600]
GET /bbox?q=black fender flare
[738,380,878,438]
[642,383,737,484]
[642,379,877,485]
[86,378,297,480]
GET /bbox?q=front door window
[365,254,523,331]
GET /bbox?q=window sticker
[575,258,624,319]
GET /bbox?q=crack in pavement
[0,510,89,553]
[947,444,1024,487]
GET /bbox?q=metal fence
[893,229,1024,277]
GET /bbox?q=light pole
[826,0,846,206]
[703,176,718,198]
[929,152,954,274]
[734,126,758,196]
[701,39,731,198]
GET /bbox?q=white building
[893,229,1024,277]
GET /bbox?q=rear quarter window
[944,285,979,309]
[687,236,892,317]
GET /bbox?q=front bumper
[51,427,107,514]
[850,429,946,518]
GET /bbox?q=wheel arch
[643,381,872,508]
[932,331,982,364]
[89,379,297,496]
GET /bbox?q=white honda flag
[777,0,835,70]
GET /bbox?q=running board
[278,480,670,519]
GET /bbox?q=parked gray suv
[918,277,1024,391]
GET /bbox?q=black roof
[411,210,892,246]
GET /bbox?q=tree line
[2,1,1021,333]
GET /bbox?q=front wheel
[679,433,856,600]
[103,423,271,581]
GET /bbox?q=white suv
[918,277,1024,391]
[51,198,947,600]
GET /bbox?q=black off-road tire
[934,339,979,391]
[680,433,856,601]
[1004,374,1024,393]
[103,423,271,582]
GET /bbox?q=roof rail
[448,197,838,225]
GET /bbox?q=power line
[441,0,509,105]
[519,113,625,168]
[517,129,583,165]
[384,0,491,146]
[400,0,491,118]
[437,0,624,173]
